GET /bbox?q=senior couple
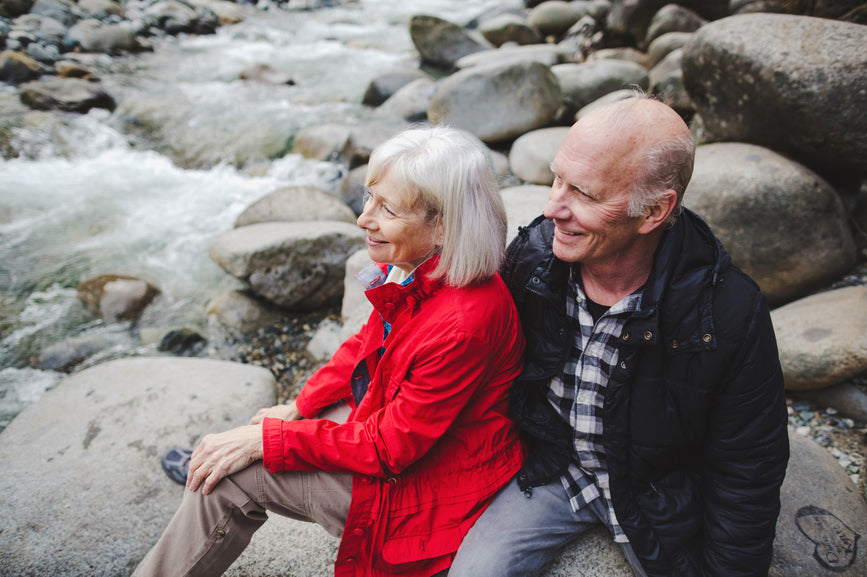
[135,96,789,577]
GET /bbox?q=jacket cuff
[262,417,286,474]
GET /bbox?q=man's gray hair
[365,126,507,288]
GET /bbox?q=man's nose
[543,183,570,220]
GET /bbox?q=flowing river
[0,0,514,429]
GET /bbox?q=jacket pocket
[378,525,463,572]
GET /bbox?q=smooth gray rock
[208,221,366,310]
[794,382,867,425]
[552,59,649,118]
[375,77,436,123]
[606,0,727,46]
[684,143,856,306]
[0,49,42,84]
[206,289,289,334]
[77,0,123,18]
[428,60,561,143]
[501,184,549,242]
[338,163,368,216]
[478,12,541,46]
[455,43,567,70]
[771,286,867,391]
[682,14,867,180]
[584,46,648,67]
[38,329,135,371]
[29,0,77,26]
[361,68,430,107]
[77,274,161,323]
[339,247,373,341]
[234,186,356,228]
[770,430,867,576]
[338,121,408,169]
[408,14,490,70]
[509,126,569,185]
[644,3,705,46]
[18,76,116,113]
[0,357,276,577]
[575,88,637,120]
[648,48,691,116]
[291,123,351,162]
[527,0,586,38]
[645,31,693,68]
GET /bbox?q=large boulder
[427,60,562,144]
[508,127,569,185]
[682,14,867,181]
[77,274,161,323]
[408,14,490,71]
[18,76,116,113]
[648,48,691,116]
[234,186,356,228]
[552,60,649,118]
[684,143,856,306]
[208,221,366,310]
[0,357,276,577]
[770,430,867,575]
[771,286,867,391]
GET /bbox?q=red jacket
[262,257,525,577]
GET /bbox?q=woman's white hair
[365,126,507,288]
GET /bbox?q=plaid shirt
[546,266,643,543]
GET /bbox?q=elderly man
[450,97,789,576]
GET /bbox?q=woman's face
[356,174,442,274]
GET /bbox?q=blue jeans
[449,476,648,577]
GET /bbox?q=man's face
[543,123,645,266]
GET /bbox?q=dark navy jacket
[501,209,789,577]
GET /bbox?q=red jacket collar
[364,255,443,325]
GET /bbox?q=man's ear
[638,189,677,234]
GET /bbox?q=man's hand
[249,401,303,425]
[187,424,263,495]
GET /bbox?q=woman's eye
[383,206,397,217]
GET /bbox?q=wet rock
[682,14,867,181]
[38,330,135,372]
[478,12,541,47]
[648,48,691,116]
[552,59,649,119]
[645,31,693,68]
[19,76,115,112]
[67,20,141,54]
[684,143,856,306]
[239,63,294,85]
[0,357,276,577]
[500,184,549,242]
[408,14,490,71]
[770,430,867,575]
[143,0,216,35]
[208,221,366,310]
[0,49,42,84]
[427,60,561,144]
[771,286,867,391]
[455,43,567,70]
[375,77,436,123]
[361,68,430,107]
[76,274,161,323]
[527,0,586,39]
[158,328,207,356]
[234,185,356,228]
[508,126,569,186]
[207,290,288,334]
[644,3,705,46]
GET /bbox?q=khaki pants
[134,404,352,577]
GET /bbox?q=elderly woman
[134,126,526,577]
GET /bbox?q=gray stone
[0,0,34,18]
[77,274,161,323]
[508,127,569,185]
[644,3,705,46]
[339,248,373,340]
[69,21,140,54]
[207,289,288,334]
[375,77,436,123]
[208,221,366,310]
[794,382,867,425]
[338,121,408,169]
[29,0,77,26]
[291,123,351,162]
[144,0,197,32]
[501,184,550,243]
[0,49,42,84]
[552,59,649,118]
[527,0,586,38]
[361,68,430,107]
[185,0,246,25]
[306,318,344,361]
[575,88,636,120]
[77,0,123,19]
[38,330,135,371]
[770,286,867,391]
[408,14,490,70]
[338,164,367,216]
[584,46,649,67]
[0,357,276,577]
[455,44,566,70]
[648,48,691,116]
[234,186,356,228]
[428,60,562,144]
[606,0,728,46]
[684,143,856,306]
[645,31,693,68]
[770,430,867,575]
[18,76,116,113]
[682,14,867,180]
[478,12,541,47]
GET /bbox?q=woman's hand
[249,401,302,425]
[187,424,263,495]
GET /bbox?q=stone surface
[644,3,705,46]
[0,49,42,84]
[77,273,161,323]
[207,289,289,334]
[234,186,356,228]
[527,0,586,38]
[361,68,429,107]
[427,60,562,143]
[375,77,436,123]
[208,221,366,310]
[501,184,550,243]
[606,0,728,46]
[648,48,691,116]
[552,60,649,118]
[684,143,856,306]
[18,76,116,113]
[0,357,276,577]
[455,43,566,70]
[645,31,693,68]
[771,286,867,391]
[408,14,490,70]
[770,430,867,576]
[291,123,351,162]
[508,126,569,185]
[339,247,374,342]
[682,14,867,180]
[68,21,141,53]
[478,12,541,46]
[794,382,867,425]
